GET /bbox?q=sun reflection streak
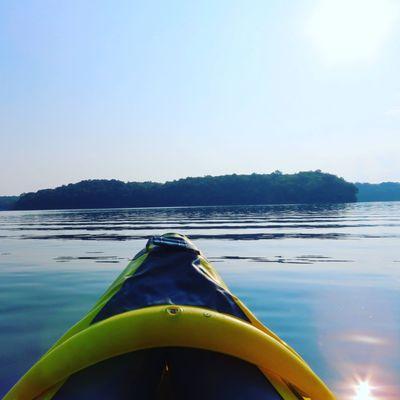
[312,284,400,400]
[353,381,374,400]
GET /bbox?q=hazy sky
[1,0,400,195]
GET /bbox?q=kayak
[4,233,335,400]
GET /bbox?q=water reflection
[313,276,400,400]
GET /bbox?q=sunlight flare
[353,381,374,400]
[306,0,399,66]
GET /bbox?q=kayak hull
[4,234,335,400]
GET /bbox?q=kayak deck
[4,233,335,400]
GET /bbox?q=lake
[0,202,399,399]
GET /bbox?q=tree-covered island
[11,171,357,210]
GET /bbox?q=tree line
[355,182,400,202]
[10,171,358,210]
[0,196,19,210]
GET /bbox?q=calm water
[0,202,399,399]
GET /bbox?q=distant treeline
[3,175,400,211]
[356,182,400,202]
[0,196,19,210]
[11,171,357,210]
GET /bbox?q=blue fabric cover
[93,246,249,324]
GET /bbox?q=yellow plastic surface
[4,305,335,400]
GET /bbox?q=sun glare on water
[353,381,374,400]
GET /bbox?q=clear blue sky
[1,0,399,195]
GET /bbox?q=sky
[1,0,400,195]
